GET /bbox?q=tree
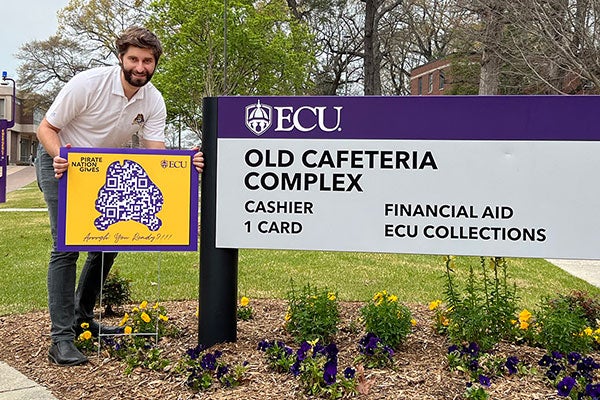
[16,0,150,109]
[502,0,600,94]
[148,0,316,136]
[16,35,91,112]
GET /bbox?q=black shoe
[75,320,124,337]
[48,341,88,366]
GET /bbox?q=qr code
[94,159,164,231]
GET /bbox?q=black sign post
[198,97,239,347]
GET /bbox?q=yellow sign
[57,147,198,251]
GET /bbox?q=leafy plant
[429,299,450,334]
[447,342,525,399]
[292,341,356,399]
[258,339,357,399]
[537,351,600,399]
[355,333,394,368]
[104,300,177,374]
[74,322,96,352]
[534,296,595,355]
[284,283,340,343]
[443,256,518,351]
[360,290,413,349]
[557,291,600,327]
[178,345,248,392]
[237,296,253,321]
[257,340,296,373]
[100,269,132,316]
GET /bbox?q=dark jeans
[36,146,118,342]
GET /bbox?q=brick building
[409,59,451,96]
[0,85,39,165]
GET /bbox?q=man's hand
[53,156,69,179]
[54,144,71,179]
[193,149,204,173]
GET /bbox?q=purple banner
[217,96,600,141]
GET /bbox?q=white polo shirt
[46,65,166,148]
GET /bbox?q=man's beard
[122,65,154,87]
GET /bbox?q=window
[0,98,5,119]
[418,77,423,95]
[428,73,434,93]
[439,69,445,90]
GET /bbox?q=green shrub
[534,295,594,355]
[101,269,132,315]
[360,290,413,349]
[556,290,600,326]
[284,283,339,343]
[444,256,518,351]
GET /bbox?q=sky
[0,0,70,80]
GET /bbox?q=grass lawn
[1,182,599,315]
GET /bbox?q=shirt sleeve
[140,88,167,143]
[45,73,89,130]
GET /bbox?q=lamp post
[0,71,16,203]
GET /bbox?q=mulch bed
[0,299,563,399]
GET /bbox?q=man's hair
[115,26,163,63]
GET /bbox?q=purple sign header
[217,96,600,141]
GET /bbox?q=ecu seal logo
[245,100,272,136]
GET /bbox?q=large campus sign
[214,96,600,259]
[198,95,600,347]
[57,147,198,252]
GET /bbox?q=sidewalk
[546,259,600,288]
[0,362,57,400]
[5,165,37,194]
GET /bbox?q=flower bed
[0,299,572,399]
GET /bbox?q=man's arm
[37,117,69,178]
[37,118,62,158]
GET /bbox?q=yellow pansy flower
[119,313,129,327]
[429,300,442,310]
[80,322,89,330]
[141,312,151,323]
[387,295,398,303]
[328,292,336,301]
[518,309,532,322]
[519,321,529,330]
[79,330,92,340]
[240,296,250,307]
[124,326,133,335]
[139,300,148,309]
[410,319,417,326]
[153,302,159,309]
[159,314,168,322]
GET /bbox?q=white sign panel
[213,96,600,259]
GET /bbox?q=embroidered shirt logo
[132,114,145,126]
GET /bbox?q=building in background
[0,85,39,165]
[410,59,451,96]
[411,55,597,96]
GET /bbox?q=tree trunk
[478,2,504,95]
[364,0,382,95]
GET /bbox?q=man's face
[120,46,156,88]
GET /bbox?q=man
[36,26,204,366]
